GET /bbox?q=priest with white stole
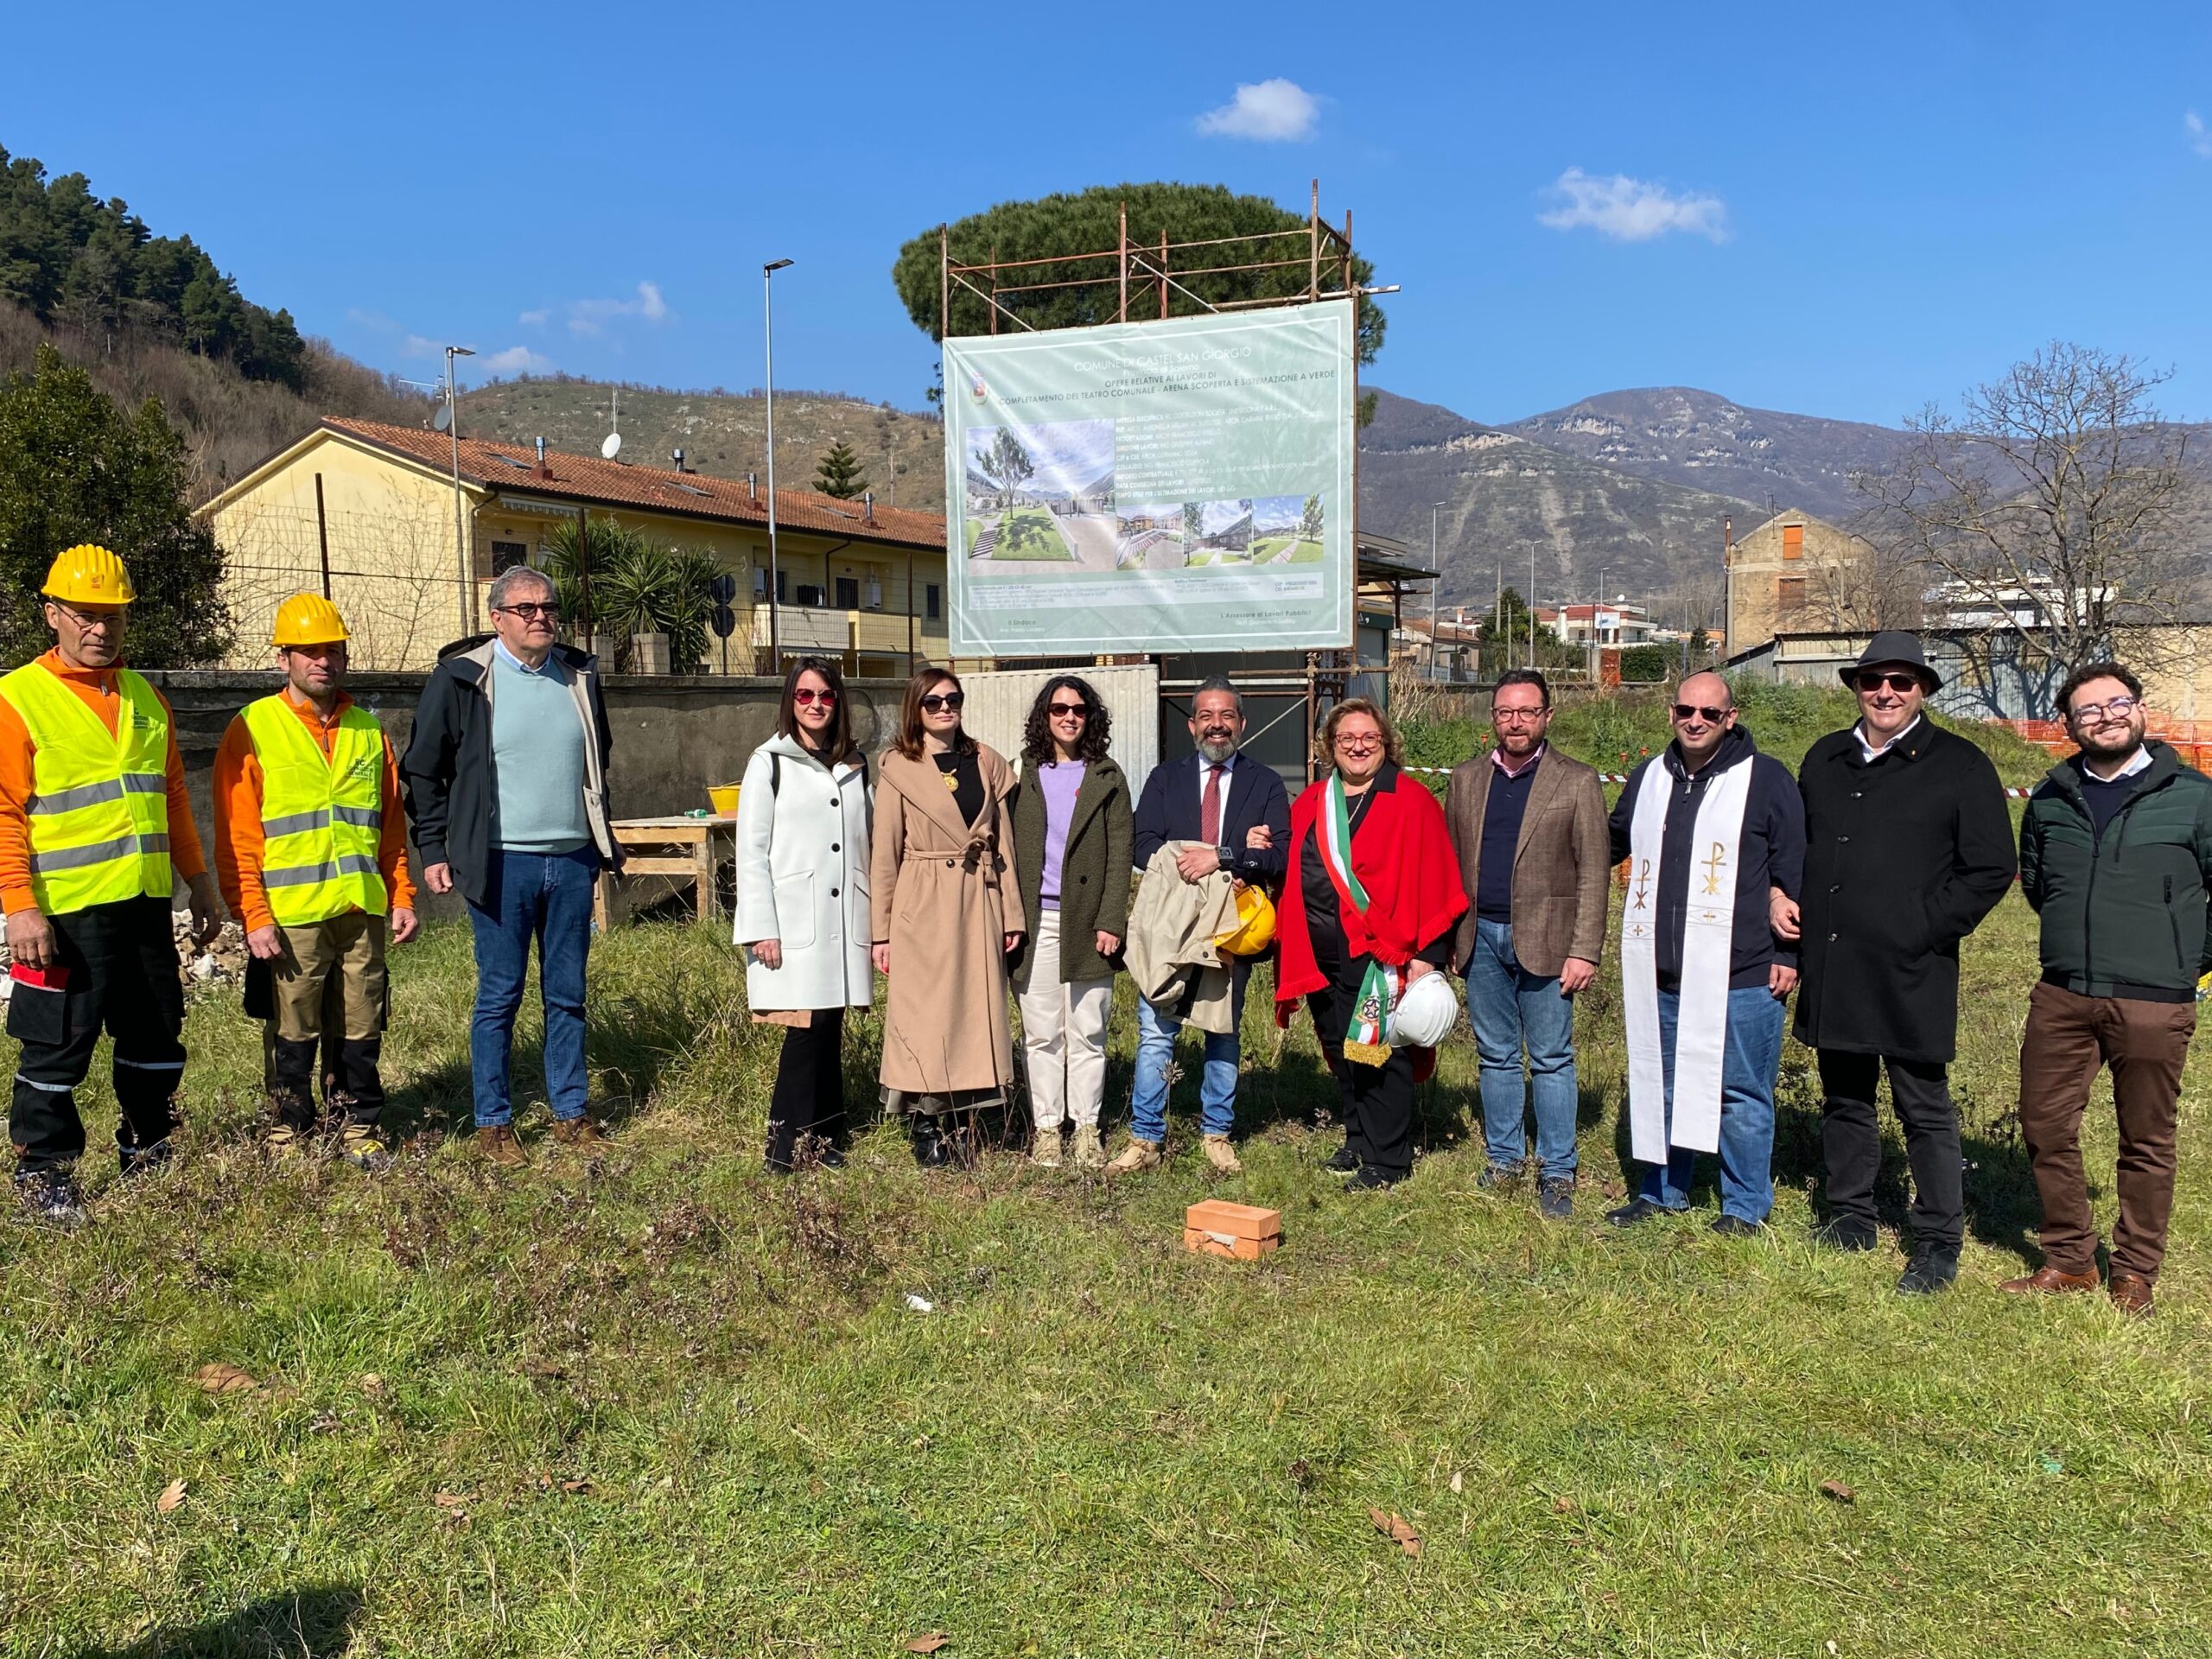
[1603,672,1806,1235]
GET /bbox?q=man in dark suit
[1110,676,1291,1173]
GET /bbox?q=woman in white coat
[734,656,873,1172]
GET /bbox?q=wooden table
[595,815,737,929]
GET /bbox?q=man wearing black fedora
[1773,632,2015,1293]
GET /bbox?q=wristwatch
[1217,843,1236,871]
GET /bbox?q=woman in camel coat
[870,667,1025,1166]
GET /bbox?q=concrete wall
[141,669,914,918]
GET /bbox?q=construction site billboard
[944,301,1355,656]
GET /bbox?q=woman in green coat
[1009,677,1133,1169]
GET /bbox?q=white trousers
[1017,906,1113,1130]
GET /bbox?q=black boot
[911,1112,953,1169]
[334,1039,391,1168]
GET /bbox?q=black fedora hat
[1840,630,1943,693]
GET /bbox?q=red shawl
[1273,764,1469,1018]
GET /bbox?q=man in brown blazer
[1445,669,1611,1218]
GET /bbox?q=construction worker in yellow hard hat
[0,545,225,1227]
[212,594,418,1169]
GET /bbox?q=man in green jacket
[2011,661,2212,1315]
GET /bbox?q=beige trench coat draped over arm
[868,743,1024,1101]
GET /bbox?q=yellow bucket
[708,783,741,817]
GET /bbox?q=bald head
[1679,671,1732,710]
[1669,671,1737,772]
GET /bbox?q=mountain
[1359,388,1751,619]
[456,377,946,516]
[1503,387,1910,525]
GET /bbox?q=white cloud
[2189,111,2212,159]
[518,308,550,326]
[567,281,673,336]
[1196,79,1319,142]
[400,334,442,359]
[1537,168,1728,243]
[478,346,554,375]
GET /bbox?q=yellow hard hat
[272,592,351,647]
[1215,883,1277,957]
[41,544,136,606]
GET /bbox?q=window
[797,583,825,607]
[776,569,787,603]
[1777,576,1806,613]
[926,583,942,620]
[753,568,767,598]
[1782,524,1804,562]
[491,541,530,575]
[834,576,860,609]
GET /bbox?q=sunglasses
[791,687,838,707]
[496,601,559,620]
[920,691,965,714]
[1671,703,1729,723]
[1855,671,1920,694]
[1047,702,1089,718]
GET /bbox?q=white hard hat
[1391,970,1459,1048]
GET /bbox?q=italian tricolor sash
[1319,772,1401,1066]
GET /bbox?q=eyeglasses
[495,602,559,620]
[1491,707,1548,724]
[1854,671,1920,694]
[1047,702,1089,718]
[1334,734,1383,753]
[1671,703,1730,723]
[48,601,121,632]
[919,692,965,714]
[791,687,837,707]
[2071,694,2139,727]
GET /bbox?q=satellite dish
[432,401,452,433]
[601,432,622,461]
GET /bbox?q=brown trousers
[2018,980,2195,1282]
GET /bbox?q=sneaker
[341,1123,392,1173]
[15,1169,88,1229]
[1537,1178,1574,1221]
[1897,1245,1960,1296]
[1106,1138,1162,1174]
[263,1122,305,1161]
[1605,1197,1671,1229]
[1347,1164,1402,1191]
[118,1139,174,1180]
[1201,1134,1243,1174]
[1477,1163,1523,1192]
[549,1116,605,1149]
[1324,1144,1361,1174]
[1030,1128,1063,1169]
[1813,1217,1879,1253]
[1711,1213,1761,1238]
[476,1125,530,1169]
[1070,1125,1107,1171]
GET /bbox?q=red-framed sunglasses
[791,687,838,706]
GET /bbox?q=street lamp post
[445,345,475,638]
[1527,540,1537,670]
[762,258,794,671]
[1428,500,1445,680]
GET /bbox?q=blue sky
[10,1,2212,428]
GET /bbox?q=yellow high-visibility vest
[0,660,173,917]
[240,695,388,925]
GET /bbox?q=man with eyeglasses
[401,566,621,1167]
[1443,669,1609,1217]
[1,546,225,1225]
[1776,631,2013,1294]
[2007,661,2212,1315]
[1604,671,1803,1235]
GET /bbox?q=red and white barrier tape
[1400,763,2037,798]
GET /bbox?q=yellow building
[1723,507,1878,654]
[196,417,950,674]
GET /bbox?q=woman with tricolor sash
[1274,699,1469,1189]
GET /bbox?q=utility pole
[1527,540,1538,670]
[444,345,475,637]
[763,258,795,671]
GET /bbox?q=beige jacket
[1124,842,1241,1035]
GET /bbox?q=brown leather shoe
[550,1117,605,1149]
[477,1125,530,1169]
[2109,1272,2155,1316]
[1999,1265,2099,1295]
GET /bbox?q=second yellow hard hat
[42,544,136,606]
[272,592,351,647]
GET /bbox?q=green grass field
[1251,534,1325,564]
[7,697,2208,1656]
[987,506,1073,562]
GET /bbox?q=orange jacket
[212,688,417,933]
[0,650,208,918]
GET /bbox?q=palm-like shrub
[541,521,720,673]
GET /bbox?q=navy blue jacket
[1131,751,1290,884]
[1608,725,1804,989]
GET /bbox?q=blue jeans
[1638,984,1786,1223]
[1464,918,1579,1181]
[466,846,598,1128]
[1129,961,1247,1143]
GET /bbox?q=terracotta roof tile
[321,417,946,551]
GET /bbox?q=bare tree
[1801,527,1925,633]
[1857,342,2199,677]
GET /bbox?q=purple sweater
[1036,760,1086,909]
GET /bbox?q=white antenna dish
[601,432,622,460]
[432,401,452,433]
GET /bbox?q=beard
[1197,734,1236,763]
